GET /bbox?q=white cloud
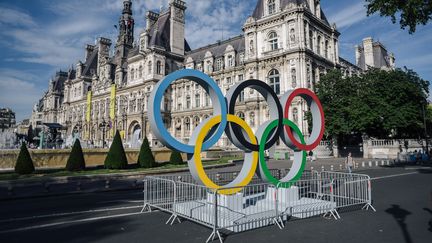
[327,2,368,30]
[0,7,36,27]
[0,68,44,121]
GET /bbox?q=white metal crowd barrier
[142,170,374,243]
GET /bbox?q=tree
[27,125,34,144]
[169,151,183,165]
[138,137,156,168]
[366,0,432,34]
[15,143,35,175]
[316,68,429,141]
[104,130,128,169]
[66,139,86,171]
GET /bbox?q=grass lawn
[0,157,238,181]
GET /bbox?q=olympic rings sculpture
[149,69,325,195]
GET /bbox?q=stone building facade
[31,0,394,148]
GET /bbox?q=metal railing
[142,170,374,242]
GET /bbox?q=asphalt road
[0,166,431,243]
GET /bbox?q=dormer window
[268,32,278,51]
[268,0,276,15]
[227,55,234,67]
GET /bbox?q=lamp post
[422,103,429,154]
[99,119,107,148]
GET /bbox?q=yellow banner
[110,84,116,120]
[86,91,92,122]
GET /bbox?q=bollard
[375,161,379,167]
[362,161,365,168]
[330,165,334,171]
[381,160,385,166]
[177,176,182,182]
[369,161,372,167]
[386,160,390,166]
[105,180,110,189]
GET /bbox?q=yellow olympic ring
[193,114,258,195]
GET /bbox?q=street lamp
[99,119,107,148]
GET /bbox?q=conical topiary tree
[104,130,128,169]
[169,151,183,165]
[138,137,156,168]
[15,143,35,175]
[66,139,86,171]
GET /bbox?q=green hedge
[138,137,156,168]
[104,130,128,169]
[15,143,35,175]
[169,151,183,165]
[65,139,86,171]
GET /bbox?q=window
[293,108,298,124]
[249,112,255,126]
[216,79,220,86]
[131,68,135,80]
[237,112,245,120]
[268,32,278,51]
[186,96,191,109]
[239,53,244,65]
[307,65,312,89]
[325,40,329,58]
[309,30,313,50]
[268,69,280,95]
[205,94,210,106]
[156,61,162,74]
[227,77,232,84]
[206,60,212,72]
[239,90,245,102]
[238,74,244,82]
[268,0,276,15]
[227,55,234,67]
[216,58,223,71]
[291,68,297,88]
[139,66,143,78]
[290,28,296,44]
[148,61,152,73]
[317,36,321,55]
[195,94,200,107]
[185,117,190,131]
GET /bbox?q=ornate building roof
[185,35,245,63]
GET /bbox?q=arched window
[148,61,152,73]
[291,68,297,88]
[138,65,143,78]
[293,108,299,124]
[325,40,329,58]
[249,112,255,126]
[307,64,312,89]
[206,60,212,72]
[186,96,191,109]
[268,0,276,15]
[227,55,234,67]
[156,61,162,75]
[195,94,200,107]
[193,116,200,127]
[317,36,321,55]
[185,117,190,131]
[239,90,245,102]
[268,32,278,51]
[131,68,135,80]
[290,28,296,43]
[205,94,210,106]
[268,69,280,95]
[237,112,245,120]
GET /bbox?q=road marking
[0,205,144,223]
[371,172,418,180]
[0,211,155,234]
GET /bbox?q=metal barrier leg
[362,203,376,212]
[166,213,181,225]
[141,203,152,213]
[206,230,223,243]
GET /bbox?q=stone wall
[0,148,190,170]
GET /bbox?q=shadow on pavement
[385,204,412,243]
[424,208,432,232]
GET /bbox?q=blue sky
[0,0,431,121]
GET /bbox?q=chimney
[169,0,186,55]
[363,37,374,69]
[85,44,95,61]
[146,11,159,31]
[355,45,362,66]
